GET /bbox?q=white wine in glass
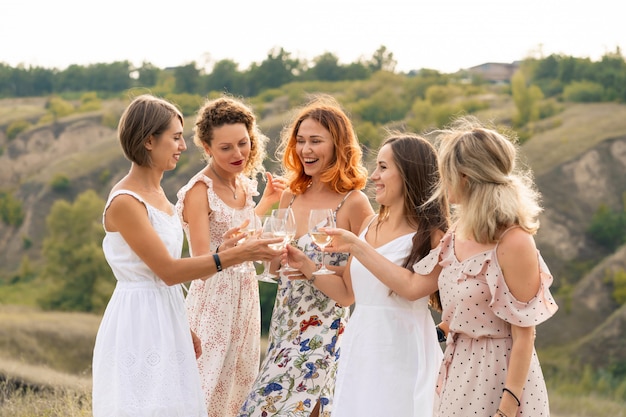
[308,208,336,275]
[271,208,298,272]
[257,216,280,283]
[230,208,260,273]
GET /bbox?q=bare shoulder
[497,227,538,270]
[339,190,374,233]
[185,180,209,202]
[279,189,295,208]
[105,192,147,231]
[107,190,143,212]
[343,190,373,212]
[497,227,541,300]
[498,227,537,253]
[430,228,446,249]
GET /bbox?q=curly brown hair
[193,95,268,178]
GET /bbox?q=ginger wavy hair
[277,94,368,194]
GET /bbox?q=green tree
[50,173,71,191]
[39,190,113,312]
[136,61,160,88]
[244,48,301,96]
[308,52,343,81]
[608,269,626,305]
[78,91,102,112]
[562,80,605,102]
[205,59,243,94]
[46,96,75,120]
[511,70,543,127]
[588,203,626,250]
[368,45,396,73]
[0,191,24,226]
[6,119,32,140]
[174,62,201,94]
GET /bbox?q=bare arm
[107,195,281,285]
[493,229,542,416]
[495,324,535,417]
[323,227,440,301]
[182,181,212,256]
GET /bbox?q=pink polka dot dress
[176,173,261,417]
[414,229,558,417]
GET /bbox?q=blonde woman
[323,115,559,417]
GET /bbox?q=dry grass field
[1,305,625,416]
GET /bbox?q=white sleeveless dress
[92,190,207,417]
[331,222,443,416]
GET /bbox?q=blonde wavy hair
[429,115,542,243]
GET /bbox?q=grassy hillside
[1,305,625,416]
[1,90,626,415]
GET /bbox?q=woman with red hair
[238,94,373,417]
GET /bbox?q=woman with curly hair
[176,95,285,417]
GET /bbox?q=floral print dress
[238,193,353,417]
[176,173,261,417]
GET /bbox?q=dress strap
[102,190,147,227]
[288,190,353,220]
[287,193,297,209]
[333,190,354,215]
[498,225,519,240]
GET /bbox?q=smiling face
[205,123,251,176]
[370,143,403,208]
[295,118,336,178]
[146,116,186,171]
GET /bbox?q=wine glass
[231,208,260,272]
[256,216,280,283]
[308,208,335,275]
[271,208,297,272]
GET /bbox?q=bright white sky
[2,0,624,74]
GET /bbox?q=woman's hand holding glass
[317,227,359,254]
[280,244,315,280]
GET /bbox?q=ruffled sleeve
[485,251,558,327]
[413,232,453,274]
[175,173,214,223]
